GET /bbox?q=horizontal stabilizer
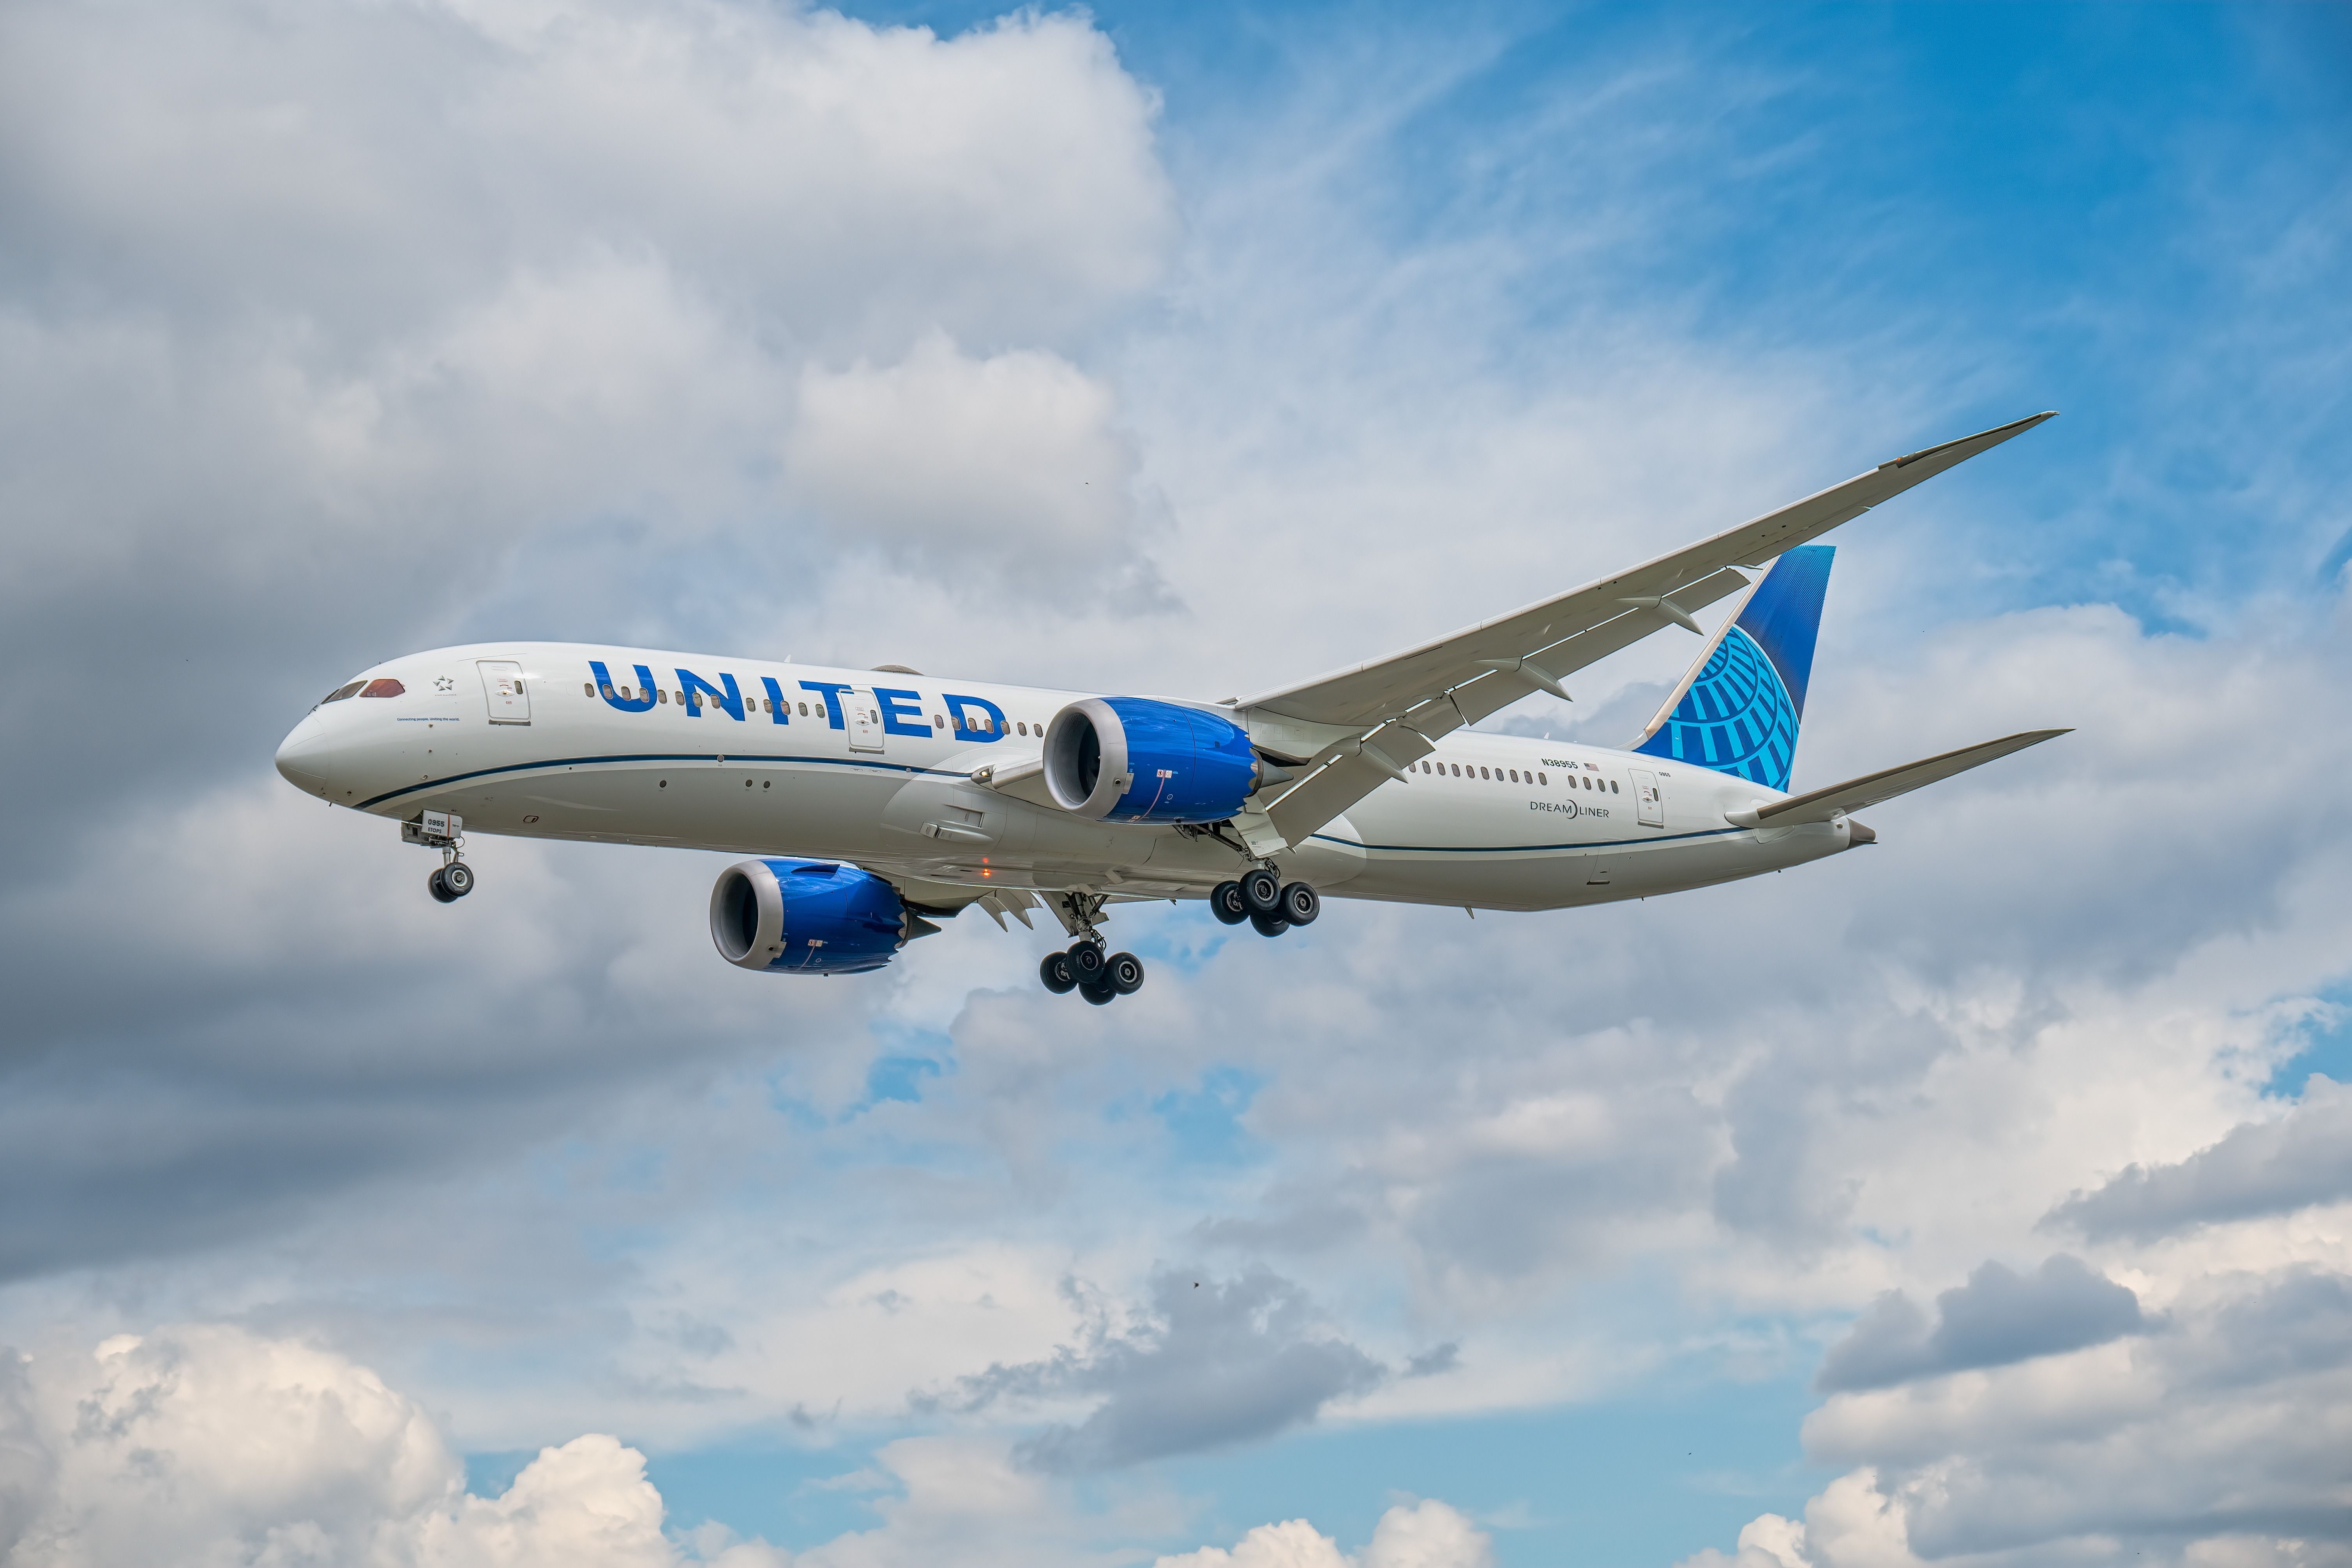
[1730,729,2069,827]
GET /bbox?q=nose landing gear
[405,810,475,902]
[427,860,475,902]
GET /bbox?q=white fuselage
[274,643,1857,913]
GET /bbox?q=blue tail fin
[1631,546,1833,792]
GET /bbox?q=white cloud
[1683,1264,2352,1566]
[1155,1499,1491,1568]
[788,331,1148,572]
[0,1325,730,1568]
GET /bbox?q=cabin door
[1630,768,1665,827]
[478,660,531,725]
[847,688,884,754]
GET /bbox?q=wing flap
[1744,729,2069,826]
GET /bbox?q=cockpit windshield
[320,680,366,705]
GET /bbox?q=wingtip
[1884,409,2061,470]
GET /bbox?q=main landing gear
[1040,943,1145,1005]
[1211,869,1318,939]
[1037,890,1146,1004]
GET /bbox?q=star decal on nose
[434,676,456,692]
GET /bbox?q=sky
[0,2,2348,1564]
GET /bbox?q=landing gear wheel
[427,867,457,903]
[1106,952,1145,995]
[441,860,475,897]
[1066,941,1107,987]
[1249,911,1289,938]
[1040,952,1078,994]
[1239,867,1282,915]
[1278,881,1319,925]
[1210,881,1249,925]
[1079,982,1117,1006]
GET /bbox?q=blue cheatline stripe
[1310,825,1753,855]
[355,752,966,811]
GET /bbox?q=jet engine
[709,859,927,975]
[1042,697,1263,824]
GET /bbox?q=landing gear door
[848,688,883,754]
[478,660,531,725]
[1631,768,1665,827]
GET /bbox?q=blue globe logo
[1651,628,1799,790]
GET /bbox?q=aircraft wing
[1250,411,2057,849]
[1736,729,2070,827]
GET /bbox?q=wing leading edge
[1243,411,2057,850]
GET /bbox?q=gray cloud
[1815,1256,2145,1392]
[938,1269,1384,1471]
[1798,1265,2352,1561]
[2044,1075,2352,1242]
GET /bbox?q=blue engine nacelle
[1042,697,1262,824]
[709,859,914,975]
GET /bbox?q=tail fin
[1631,545,1834,792]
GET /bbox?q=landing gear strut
[1038,890,1146,1003]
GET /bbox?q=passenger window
[799,702,810,716]
[1509,769,1519,783]
[1537,772,1546,785]
[583,683,593,697]
[1611,780,1619,793]
[359,678,404,698]
[934,715,945,728]
[658,690,667,704]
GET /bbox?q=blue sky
[0,4,2348,1566]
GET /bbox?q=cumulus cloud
[0,0,1175,852]
[937,1269,1385,1471]
[1814,1256,2147,1393]
[0,1324,749,1568]
[1690,1263,2352,1564]
[2044,1075,2352,1242]
[1154,1498,1492,1568]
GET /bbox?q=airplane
[274,412,2067,1004]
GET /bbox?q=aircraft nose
[275,716,331,794]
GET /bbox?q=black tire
[1079,982,1117,1006]
[1210,881,1249,925]
[1249,911,1289,938]
[1040,952,1078,994]
[427,867,458,904]
[441,860,475,897]
[1278,881,1319,925]
[1239,867,1282,915]
[1067,941,1107,986]
[1107,952,1145,995]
